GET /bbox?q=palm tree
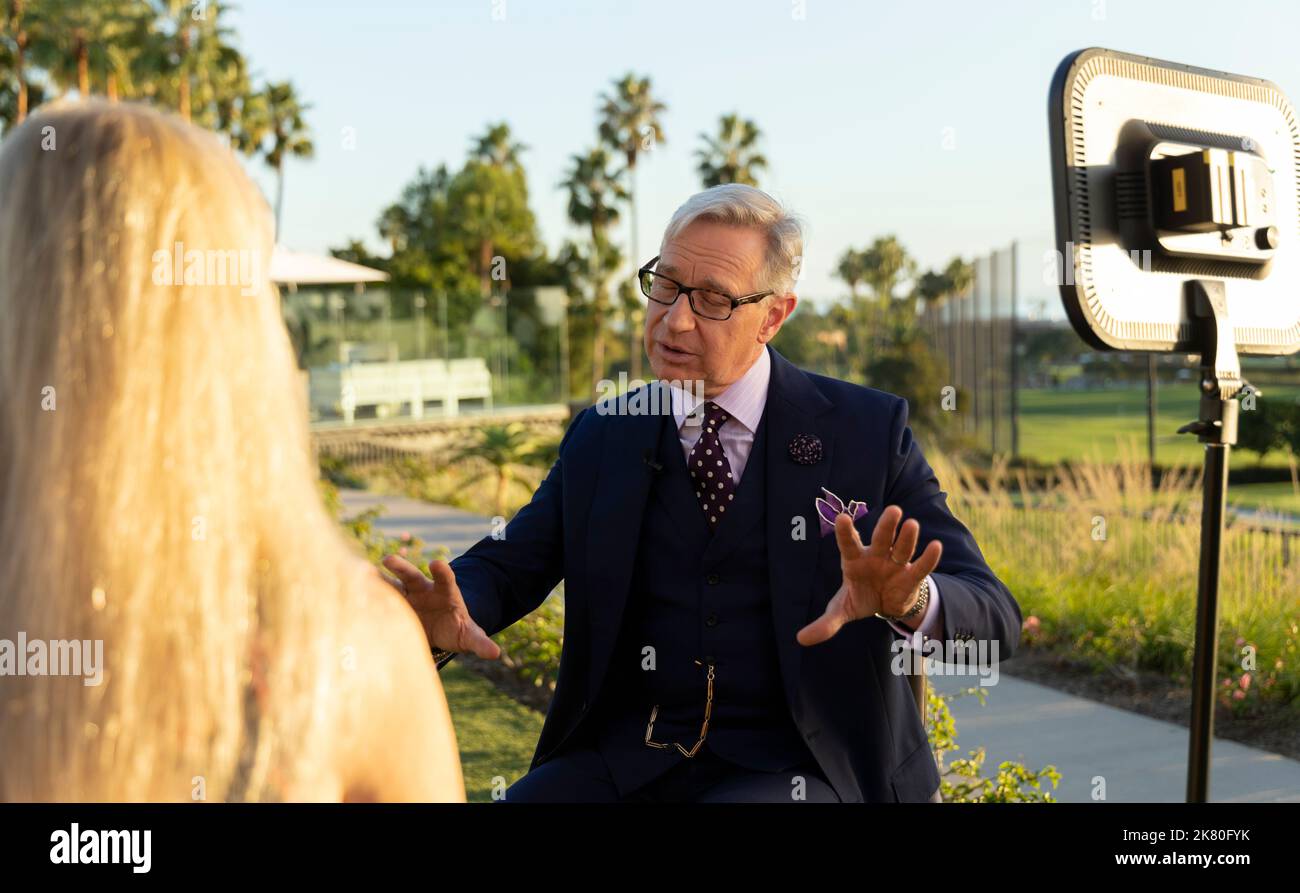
[129,1,235,121]
[909,257,973,315]
[30,0,149,103]
[470,121,527,170]
[194,25,251,137]
[98,7,150,102]
[231,83,269,157]
[377,204,411,255]
[944,256,973,301]
[3,0,37,123]
[912,270,950,316]
[598,73,665,381]
[560,147,627,391]
[35,0,106,97]
[843,235,915,377]
[82,1,155,102]
[836,248,866,301]
[464,122,529,297]
[860,235,914,304]
[444,423,560,519]
[245,80,314,239]
[695,113,767,188]
[143,0,200,120]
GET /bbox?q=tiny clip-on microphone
[642,449,663,472]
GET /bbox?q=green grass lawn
[440,663,544,802]
[1226,480,1300,516]
[1017,385,1300,514]
[1018,385,1300,467]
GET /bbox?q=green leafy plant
[493,594,565,694]
[442,422,560,519]
[927,685,1061,802]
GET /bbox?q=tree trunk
[590,223,607,393]
[592,291,606,394]
[495,468,510,519]
[107,73,119,102]
[178,28,191,121]
[76,36,89,96]
[628,161,642,381]
[13,0,28,120]
[15,34,27,122]
[479,238,492,298]
[274,161,285,239]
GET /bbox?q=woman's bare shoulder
[348,567,438,690]
[337,565,464,802]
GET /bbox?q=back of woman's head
[0,101,359,801]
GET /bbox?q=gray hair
[659,184,805,299]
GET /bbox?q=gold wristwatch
[875,576,931,623]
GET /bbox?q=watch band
[875,576,930,624]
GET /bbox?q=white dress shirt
[662,344,942,640]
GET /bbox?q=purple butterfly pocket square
[815,487,868,537]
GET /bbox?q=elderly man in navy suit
[384,184,1021,802]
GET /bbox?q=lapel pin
[788,433,822,465]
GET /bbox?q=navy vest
[582,403,814,796]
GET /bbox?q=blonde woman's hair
[0,101,366,801]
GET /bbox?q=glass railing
[284,285,572,427]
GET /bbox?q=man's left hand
[796,505,942,646]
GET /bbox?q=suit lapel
[584,380,668,697]
[763,345,836,711]
[651,406,714,544]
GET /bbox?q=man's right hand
[380,556,501,660]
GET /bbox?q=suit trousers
[502,742,841,803]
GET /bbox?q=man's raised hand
[381,556,501,660]
[796,505,942,647]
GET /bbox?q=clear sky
[227,0,1300,318]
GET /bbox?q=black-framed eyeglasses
[637,256,773,321]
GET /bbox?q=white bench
[309,358,493,422]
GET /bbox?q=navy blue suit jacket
[450,345,1021,802]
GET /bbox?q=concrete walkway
[341,488,498,557]
[927,673,1300,802]
[340,488,1300,803]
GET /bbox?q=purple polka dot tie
[688,401,736,531]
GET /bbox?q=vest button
[705,573,720,585]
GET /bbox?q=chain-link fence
[922,242,1019,456]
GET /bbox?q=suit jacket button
[706,613,719,627]
[706,573,720,585]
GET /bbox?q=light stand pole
[1176,279,1251,803]
[1147,354,1158,477]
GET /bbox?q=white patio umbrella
[270,246,389,288]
